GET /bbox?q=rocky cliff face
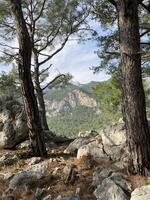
[45,89,99,117]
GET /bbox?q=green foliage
[93,75,122,113]
[45,81,98,102]
[0,65,20,97]
[144,79,150,118]
[48,73,73,89]
[45,83,79,101]
[93,76,150,123]
[47,106,103,138]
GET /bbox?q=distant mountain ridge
[45,81,100,117]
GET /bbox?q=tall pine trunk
[117,0,150,175]
[9,0,47,157]
[33,51,50,131]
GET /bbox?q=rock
[99,168,115,178]
[77,143,109,162]
[4,172,15,180]
[63,164,78,184]
[43,195,52,200]
[94,178,130,200]
[27,157,43,166]
[35,187,45,200]
[91,167,116,189]
[64,137,97,154]
[9,171,44,189]
[56,195,80,200]
[101,123,126,146]
[45,89,99,117]
[109,172,132,192]
[0,97,28,149]
[78,130,99,138]
[130,185,150,200]
[2,195,15,200]
[0,153,18,167]
[2,188,14,199]
[75,188,81,195]
[63,164,76,175]
[26,162,49,175]
[16,140,30,149]
[52,167,59,175]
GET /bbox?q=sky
[46,39,110,84]
[0,37,110,84]
[0,21,110,84]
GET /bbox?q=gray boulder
[94,177,130,200]
[64,137,98,154]
[65,122,131,166]
[0,97,28,149]
[130,185,150,200]
[26,161,49,175]
[0,153,18,167]
[9,171,44,189]
[77,143,109,162]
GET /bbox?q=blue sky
[0,20,110,84]
[0,38,109,84]
[46,39,110,84]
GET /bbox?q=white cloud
[0,32,110,84]
[46,39,110,83]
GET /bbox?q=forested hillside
[45,82,102,137]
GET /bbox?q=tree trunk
[117,0,150,175]
[33,51,50,131]
[9,0,47,157]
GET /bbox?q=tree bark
[33,51,50,131]
[9,0,47,157]
[117,0,150,175]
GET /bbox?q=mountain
[44,82,102,138]
[45,82,100,117]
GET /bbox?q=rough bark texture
[33,51,50,131]
[117,0,150,175]
[9,0,47,157]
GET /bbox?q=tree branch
[139,1,150,13]
[42,74,66,91]
[140,30,150,37]
[140,24,150,30]
[39,64,52,76]
[39,35,70,66]
[107,0,117,6]
[34,0,46,22]
[0,42,19,50]
[141,42,150,46]
[38,18,64,52]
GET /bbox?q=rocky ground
[0,145,96,200]
[0,138,150,200]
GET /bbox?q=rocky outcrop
[0,96,28,149]
[94,175,131,200]
[45,89,99,116]
[64,122,130,168]
[130,185,150,200]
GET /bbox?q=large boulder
[94,178,129,200]
[64,135,101,154]
[101,123,126,146]
[0,96,28,149]
[77,143,109,161]
[130,185,150,200]
[64,122,130,166]
[94,173,131,200]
